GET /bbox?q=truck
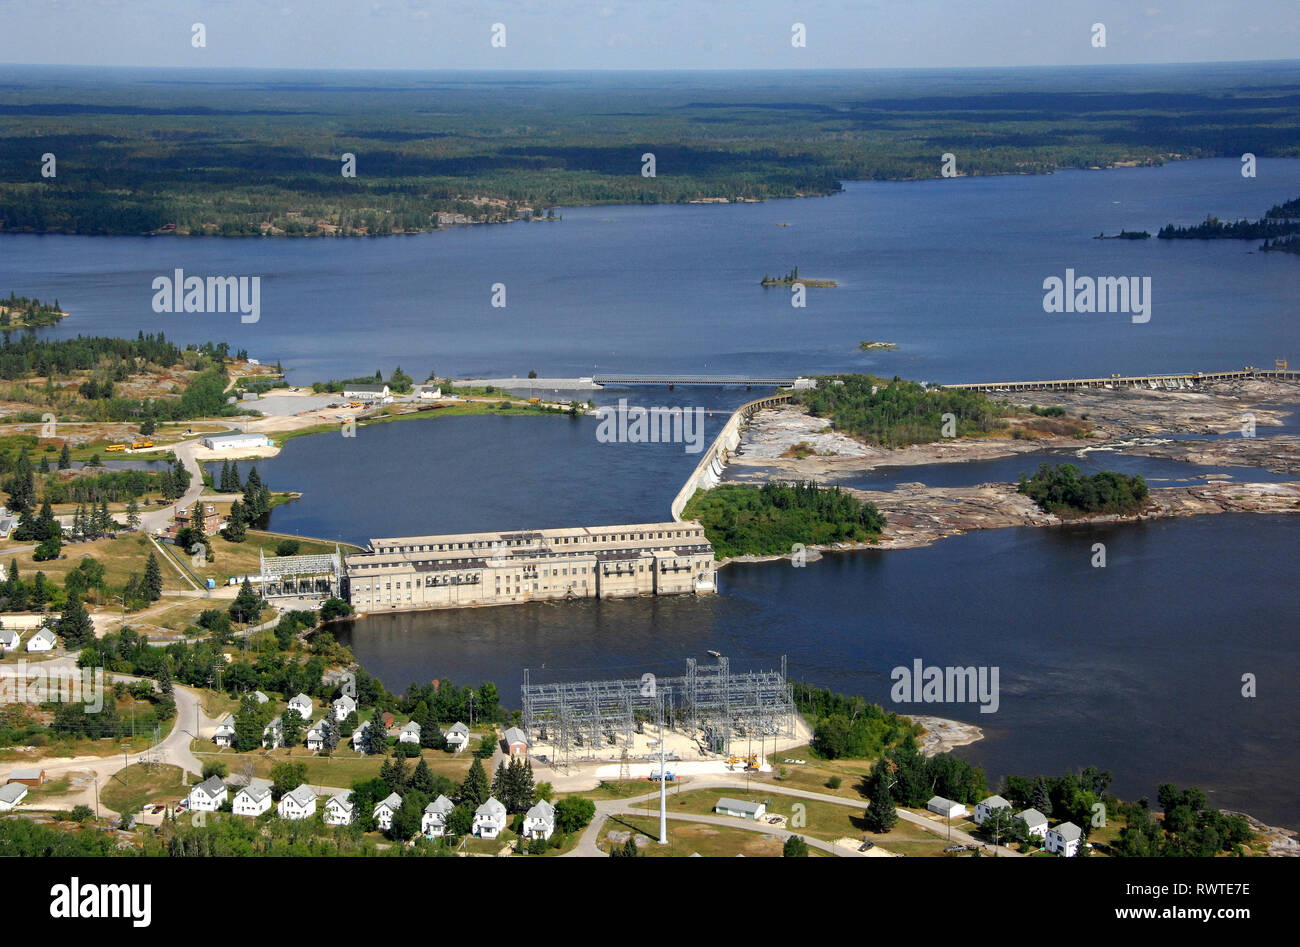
[649,769,675,781]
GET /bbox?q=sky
[0,0,1297,71]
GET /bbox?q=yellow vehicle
[105,444,127,452]
[528,397,541,404]
[130,439,154,449]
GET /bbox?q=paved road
[569,775,1022,857]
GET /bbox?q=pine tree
[459,756,488,807]
[863,785,898,833]
[491,761,507,803]
[144,552,163,601]
[58,443,71,470]
[410,757,436,794]
[364,711,389,756]
[380,754,407,792]
[59,592,95,649]
[126,497,141,530]
[223,500,247,543]
[229,578,261,623]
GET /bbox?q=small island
[859,340,897,350]
[1094,230,1150,240]
[761,267,837,287]
[1,292,67,329]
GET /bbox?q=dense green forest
[0,292,64,328]
[795,374,1008,446]
[683,481,886,557]
[3,66,1300,235]
[793,683,922,759]
[1017,463,1150,515]
[1156,214,1300,240]
[1261,234,1300,254]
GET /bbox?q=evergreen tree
[863,785,899,833]
[223,500,247,543]
[281,707,304,748]
[125,497,141,530]
[364,712,389,756]
[379,755,407,792]
[410,757,436,795]
[783,835,810,857]
[58,593,95,650]
[229,578,261,623]
[144,552,164,601]
[58,443,71,470]
[491,761,508,802]
[458,756,489,807]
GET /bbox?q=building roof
[401,720,421,733]
[425,794,454,816]
[503,726,528,746]
[334,694,356,708]
[328,792,354,813]
[525,800,555,821]
[980,795,1011,809]
[927,795,962,810]
[30,628,56,644]
[283,785,316,807]
[193,775,226,798]
[716,797,763,814]
[342,383,388,392]
[236,784,272,803]
[254,691,269,702]
[1051,821,1083,842]
[446,722,469,736]
[1018,808,1048,828]
[475,797,506,820]
[0,784,27,805]
[204,432,268,444]
[289,692,312,706]
[374,792,402,812]
[9,768,44,780]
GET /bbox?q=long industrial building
[345,522,716,611]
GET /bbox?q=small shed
[714,797,766,820]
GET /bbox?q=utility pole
[658,701,668,846]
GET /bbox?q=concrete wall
[670,393,792,521]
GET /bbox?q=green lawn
[99,763,188,814]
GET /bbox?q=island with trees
[1017,463,1150,516]
[760,267,837,287]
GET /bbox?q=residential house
[0,783,28,811]
[1046,821,1082,857]
[351,720,370,753]
[473,796,508,839]
[416,385,442,400]
[213,715,237,748]
[444,722,469,751]
[398,720,421,744]
[277,785,317,821]
[974,794,1012,825]
[332,694,357,722]
[253,691,270,704]
[373,792,402,831]
[324,792,354,826]
[0,629,19,652]
[1019,808,1049,839]
[926,796,969,819]
[288,693,313,720]
[262,716,283,750]
[232,784,272,817]
[503,726,529,757]
[305,719,330,752]
[187,776,228,812]
[714,797,766,820]
[421,795,454,838]
[381,712,395,730]
[522,800,556,841]
[26,628,56,653]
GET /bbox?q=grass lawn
[5,533,188,592]
[177,530,344,585]
[190,744,476,788]
[24,775,74,802]
[765,743,875,801]
[100,763,187,814]
[599,813,785,857]
[0,733,155,762]
[460,830,519,855]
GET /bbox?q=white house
[0,783,29,811]
[232,784,272,817]
[253,691,270,704]
[1019,808,1049,839]
[305,720,329,752]
[415,385,442,400]
[522,799,556,841]
[473,796,508,839]
[422,795,454,837]
[277,785,317,821]
[373,792,403,831]
[444,722,469,751]
[26,628,56,653]
[1046,821,1082,857]
[398,720,422,744]
[332,694,357,721]
[341,382,390,400]
[213,715,237,748]
[714,797,766,820]
[974,794,1012,825]
[187,776,228,812]
[324,792,354,826]
[0,628,19,652]
[262,716,283,749]
[352,719,370,753]
[926,796,969,819]
[288,693,313,719]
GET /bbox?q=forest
[3,65,1300,235]
[1017,463,1150,516]
[795,374,1008,446]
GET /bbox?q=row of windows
[380,528,704,556]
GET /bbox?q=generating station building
[344,522,717,611]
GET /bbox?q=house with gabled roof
[974,794,1011,825]
[332,694,357,721]
[0,783,29,811]
[262,716,283,749]
[1018,807,1049,839]
[0,628,19,652]
[305,719,331,752]
[398,720,421,744]
[187,775,228,812]
[503,726,529,757]
[233,784,272,817]
[288,693,313,720]
[523,799,556,840]
[444,721,469,751]
[422,795,454,837]
[373,792,402,831]
[324,791,354,826]
[253,691,270,704]
[351,719,371,753]
[276,784,317,821]
[26,628,56,653]
[1046,821,1082,857]
[213,714,237,748]
[473,796,507,839]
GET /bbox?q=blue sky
[1,0,1297,70]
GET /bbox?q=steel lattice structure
[258,548,346,598]
[521,656,793,760]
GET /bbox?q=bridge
[593,374,806,390]
[942,368,1300,394]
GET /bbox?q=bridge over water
[943,368,1300,394]
[592,374,806,389]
